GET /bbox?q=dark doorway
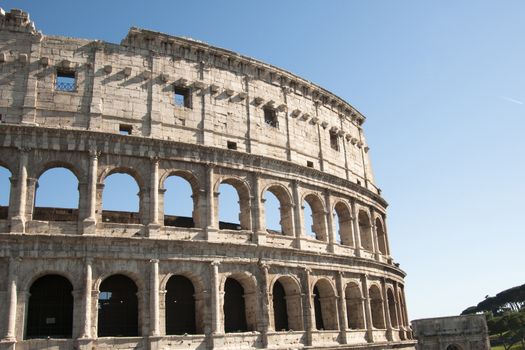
[165,275,196,334]
[273,280,289,331]
[313,286,324,330]
[224,278,247,333]
[26,275,73,339]
[98,274,138,337]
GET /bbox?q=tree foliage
[461,283,525,315]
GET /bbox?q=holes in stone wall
[313,280,338,331]
[98,274,139,337]
[264,186,293,236]
[334,202,353,247]
[174,86,191,108]
[102,173,140,224]
[376,218,387,255]
[263,107,278,128]
[358,210,373,252]
[55,69,76,92]
[26,275,73,339]
[306,161,314,168]
[224,278,248,333]
[119,124,132,135]
[165,275,196,335]
[387,289,398,328]
[0,166,11,219]
[345,283,365,329]
[369,285,385,329]
[34,167,79,221]
[303,194,327,241]
[330,131,339,151]
[227,141,237,150]
[272,280,289,331]
[164,176,195,228]
[218,183,241,230]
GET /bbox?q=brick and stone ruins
[0,8,416,350]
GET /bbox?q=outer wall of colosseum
[0,8,416,350]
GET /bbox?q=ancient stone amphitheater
[0,8,415,350]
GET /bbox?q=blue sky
[1,0,524,320]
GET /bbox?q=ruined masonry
[0,8,416,350]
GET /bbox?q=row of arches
[22,271,409,339]
[0,163,389,255]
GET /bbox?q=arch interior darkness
[223,278,248,333]
[272,280,289,331]
[165,275,197,335]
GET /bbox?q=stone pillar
[80,258,93,338]
[370,207,380,260]
[360,275,374,343]
[258,262,270,347]
[10,148,29,233]
[350,199,362,257]
[3,257,19,341]
[292,180,304,249]
[383,214,392,258]
[83,151,98,234]
[382,279,393,340]
[394,282,405,339]
[148,158,161,237]
[205,164,218,240]
[303,268,314,346]
[252,172,266,244]
[150,259,160,336]
[336,272,348,344]
[210,261,221,334]
[324,190,336,252]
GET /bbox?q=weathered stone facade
[412,315,490,350]
[0,8,416,350]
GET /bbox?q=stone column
[252,172,266,244]
[370,207,380,260]
[382,279,393,340]
[350,199,362,257]
[150,259,160,336]
[83,150,98,234]
[205,164,218,240]
[210,261,221,334]
[383,214,392,258]
[394,282,405,339]
[303,267,314,346]
[258,262,270,347]
[336,272,348,344]
[4,257,19,341]
[148,158,161,237]
[10,148,29,233]
[80,258,93,338]
[360,275,374,343]
[324,190,336,252]
[292,180,304,249]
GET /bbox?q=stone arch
[269,275,303,331]
[303,193,327,241]
[345,281,365,329]
[216,177,252,231]
[220,272,258,333]
[26,274,74,339]
[387,287,398,328]
[358,209,373,251]
[369,284,385,329]
[22,269,78,294]
[312,278,338,330]
[97,274,139,337]
[165,275,197,334]
[35,161,84,183]
[263,183,294,236]
[0,165,12,219]
[375,217,388,255]
[161,170,201,228]
[446,344,463,350]
[33,165,80,221]
[101,167,144,224]
[333,201,353,246]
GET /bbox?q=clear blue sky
[1,0,524,320]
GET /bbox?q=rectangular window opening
[227,141,237,150]
[330,132,339,151]
[119,124,132,135]
[307,161,314,168]
[174,86,191,108]
[55,69,76,92]
[264,108,278,128]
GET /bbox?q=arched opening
[358,210,373,251]
[303,194,327,241]
[102,172,141,224]
[272,280,288,331]
[264,186,293,236]
[369,285,385,329]
[376,218,387,255]
[165,275,196,334]
[387,289,398,328]
[0,166,11,219]
[26,275,73,339]
[223,277,247,333]
[98,274,139,337]
[34,167,79,221]
[345,282,365,329]
[218,179,251,230]
[334,202,353,246]
[312,280,338,330]
[446,345,462,350]
[163,175,197,228]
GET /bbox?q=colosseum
[0,8,415,350]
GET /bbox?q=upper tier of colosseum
[0,8,379,194]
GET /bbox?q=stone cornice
[0,123,388,210]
